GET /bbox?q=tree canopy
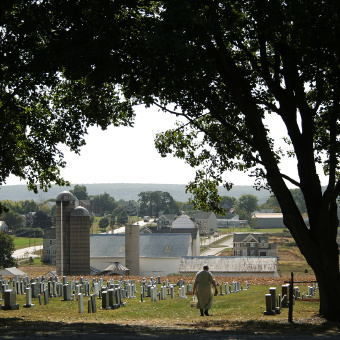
[70,185,89,201]
[0,231,15,268]
[92,193,117,216]
[234,194,258,222]
[0,1,134,203]
[3,0,340,319]
[138,191,179,217]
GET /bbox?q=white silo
[125,225,140,276]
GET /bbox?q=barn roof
[90,233,192,258]
[252,213,283,219]
[0,267,26,277]
[179,256,278,274]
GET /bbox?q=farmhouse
[90,233,193,276]
[158,211,218,236]
[179,256,279,277]
[191,211,218,235]
[0,221,8,232]
[43,228,56,264]
[233,233,278,257]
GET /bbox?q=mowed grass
[13,237,43,250]
[0,282,320,325]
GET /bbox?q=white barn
[179,256,279,277]
[90,233,193,276]
[251,212,285,229]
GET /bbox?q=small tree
[99,217,110,232]
[0,231,15,268]
[116,208,128,225]
[71,185,89,200]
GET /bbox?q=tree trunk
[286,208,340,320]
[272,178,340,320]
[307,243,340,320]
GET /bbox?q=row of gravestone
[0,274,249,313]
[263,283,318,315]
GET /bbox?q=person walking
[193,265,218,316]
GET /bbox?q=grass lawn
[13,237,43,250]
[0,277,328,337]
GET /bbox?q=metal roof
[252,213,283,218]
[90,233,192,258]
[179,256,278,273]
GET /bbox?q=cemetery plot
[0,273,320,330]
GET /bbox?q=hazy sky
[4,105,327,188]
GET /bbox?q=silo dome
[70,206,90,217]
[56,191,76,202]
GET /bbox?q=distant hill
[0,183,271,204]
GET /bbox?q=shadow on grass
[1,317,340,337]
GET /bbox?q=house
[233,233,278,257]
[79,200,93,213]
[25,212,36,228]
[157,214,177,229]
[43,228,56,264]
[179,256,279,277]
[191,211,218,235]
[0,221,8,232]
[172,214,195,228]
[251,211,285,228]
[90,233,193,276]
[78,199,103,216]
[117,201,138,216]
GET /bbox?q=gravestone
[90,294,97,313]
[102,291,110,309]
[263,294,275,315]
[62,284,72,301]
[78,293,84,313]
[23,287,35,308]
[151,286,157,302]
[2,290,19,310]
[170,285,175,299]
[44,289,49,305]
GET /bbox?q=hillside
[0,183,271,204]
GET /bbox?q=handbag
[190,295,197,308]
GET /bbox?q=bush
[15,228,43,238]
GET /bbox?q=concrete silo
[56,191,90,276]
[125,225,140,276]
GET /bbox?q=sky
[4,105,328,188]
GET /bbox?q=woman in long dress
[193,265,218,316]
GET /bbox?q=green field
[13,237,43,250]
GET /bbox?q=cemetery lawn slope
[1,267,336,338]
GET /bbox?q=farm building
[251,212,286,229]
[179,256,279,277]
[0,267,26,277]
[90,233,193,276]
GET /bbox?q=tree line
[0,184,307,235]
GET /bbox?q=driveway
[201,234,233,256]
[13,245,43,260]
